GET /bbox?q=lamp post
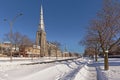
[4,13,23,62]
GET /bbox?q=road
[0,58,97,80]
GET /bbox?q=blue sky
[0,0,102,53]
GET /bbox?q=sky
[0,0,102,53]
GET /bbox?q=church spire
[39,5,45,31]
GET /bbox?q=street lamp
[4,13,23,62]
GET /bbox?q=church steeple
[39,5,45,31]
[36,4,48,57]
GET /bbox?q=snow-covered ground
[97,58,120,80]
[0,57,88,80]
[0,57,120,80]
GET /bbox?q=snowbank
[99,58,120,80]
[74,62,97,80]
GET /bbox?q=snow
[0,57,120,80]
[74,60,97,80]
[98,58,120,80]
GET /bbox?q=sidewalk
[74,60,97,80]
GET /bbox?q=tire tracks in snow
[57,59,87,80]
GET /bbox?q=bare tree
[79,0,120,70]
[79,31,101,61]
[12,32,23,52]
[50,41,61,59]
[84,0,120,70]
[20,35,33,46]
[4,32,33,56]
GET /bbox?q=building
[0,42,11,56]
[36,5,48,57]
[47,42,62,57]
[24,45,40,57]
[36,5,62,57]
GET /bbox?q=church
[22,5,77,58]
[35,5,62,57]
[36,5,48,57]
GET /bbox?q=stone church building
[35,5,62,57]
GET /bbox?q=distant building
[0,42,10,56]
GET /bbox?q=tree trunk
[56,49,57,59]
[104,51,109,70]
[95,52,98,62]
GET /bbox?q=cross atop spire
[39,4,45,31]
